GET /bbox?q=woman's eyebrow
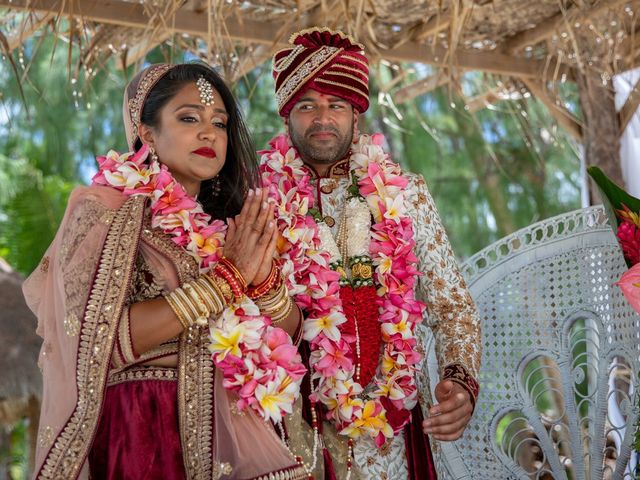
[173,103,228,115]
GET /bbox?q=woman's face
[140,81,228,196]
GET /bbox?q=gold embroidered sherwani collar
[302,156,350,180]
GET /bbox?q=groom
[262,27,482,479]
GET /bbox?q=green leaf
[587,166,640,229]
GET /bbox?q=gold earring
[149,145,159,162]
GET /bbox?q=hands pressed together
[422,379,473,441]
[223,187,278,286]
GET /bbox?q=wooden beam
[6,12,52,51]
[117,31,171,70]
[394,71,449,103]
[0,0,278,44]
[618,75,640,134]
[522,79,583,142]
[1,0,572,79]
[377,43,573,79]
[412,11,452,42]
[466,88,500,113]
[503,0,633,53]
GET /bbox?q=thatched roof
[1,1,636,78]
[0,258,42,416]
[2,0,638,142]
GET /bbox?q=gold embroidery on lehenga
[130,253,165,303]
[37,196,145,479]
[63,313,80,337]
[38,426,54,449]
[107,366,177,386]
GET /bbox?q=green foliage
[365,68,582,258]
[234,65,284,149]
[588,165,640,230]
[8,420,28,480]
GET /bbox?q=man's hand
[422,379,473,441]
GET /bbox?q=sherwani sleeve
[406,174,482,403]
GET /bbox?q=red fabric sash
[404,404,438,479]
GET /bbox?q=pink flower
[312,338,353,377]
[618,220,640,265]
[371,133,385,146]
[617,262,640,314]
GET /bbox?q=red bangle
[247,261,281,299]
[218,257,248,291]
[214,263,245,300]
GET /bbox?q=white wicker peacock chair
[422,206,640,480]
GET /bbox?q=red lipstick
[193,147,217,158]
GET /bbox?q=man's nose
[312,106,332,124]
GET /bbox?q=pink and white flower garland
[259,133,425,446]
[92,145,305,423]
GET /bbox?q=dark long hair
[135,63,258,220]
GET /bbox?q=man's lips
[308,131,337,139]
[192,147,217,158]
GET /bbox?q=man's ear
[352,112,359,140]
[138,124,155,148]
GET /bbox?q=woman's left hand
[251,229,278,285]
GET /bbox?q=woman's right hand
[223,188,276,285]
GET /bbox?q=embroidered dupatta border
[179,326,215,479]
[36,196,145,479]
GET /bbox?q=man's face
[286,89,358,169]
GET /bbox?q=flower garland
[92,145,305,423]
[259,133,425,447]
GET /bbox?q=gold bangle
[193,277,223,314]
[183,283,210,326]
[189,279,215,312]
[206,273,234,305]
[164,292,191,330]
[200,274,226,307]
[174,287,200,322]
[184,283,210,318]
[256,281,287,306]
[270,296,293,325]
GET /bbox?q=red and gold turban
[273,27,369,117]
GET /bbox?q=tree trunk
[577,70,623,199]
